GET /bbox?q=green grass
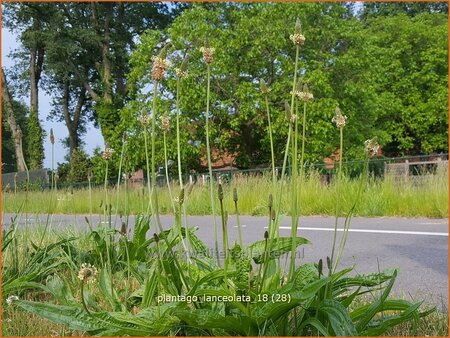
[3,170,448,218]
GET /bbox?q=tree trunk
[62,80,86,159]
[2,69,26,172]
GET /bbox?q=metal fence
[2,153,447,191]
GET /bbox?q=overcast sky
[2,27,104,169]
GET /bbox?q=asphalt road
[2,212,448,308]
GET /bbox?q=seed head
[268,194,273,209]
[284,101,292,122]
[290,18,305,46]
[161,116,170,132]
[290,114,298,124]
[364,138,380,158]
[200,41,215,64]
[260,79,270,95]
[218,184,224,201]
[178,188,185,205]
[326,256,331,271]
[151,55,169,81]
[6,295,19,305]
[78,263,98,284]
[233,187,238,202]
[176,55,189,79]
[292,81,313,102]
[102,147,114,161]
[138,114,150,126]
[318,259,323,276]
[153,233,160,243]
[332,107,347,129]
[264,230,269,240]
[50,128,55,145]
[120,222,127,237]
[271,209,276,221]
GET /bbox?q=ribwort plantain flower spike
[178,188,185,205]
[78,263,98,284]
[332,107,347,129]
[290,17,305,45]
[151,44,170,81]
[6,295,19,305]
[285,101,292,122]
[233,187,238,202]
[176,55,189,79]
[102,146,114,161]
[218,184,224,201]
[161,115,170,132]
[268,194,273,209]
[364,138,380,158]
[318,259,323,277]
[200,40,215,64]
[50,128,55,145]
[138,114,150,126]
[290,114,298,124]
[260,79,270,94]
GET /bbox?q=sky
[2,27,104,169]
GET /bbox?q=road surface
[2,212,448,308]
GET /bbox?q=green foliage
[26,109,44,170]
[121,2,447,173]
[68,149,92,183]
[4,224,434,336]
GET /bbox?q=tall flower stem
[163,130,175,213]
[115,135,126,222]
[144,124,152,215]
[147,70,189,291]
[51,142,54,191]
[218,185,228,277]
[205,63,219,264]
[288,100,300,278]
[330,127,344,270]
[264,94,276,189]
[176,79,183,188]
[103,160,112,276]
[286,44,300,280]
[80,282,92,316]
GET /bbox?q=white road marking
[234,224,247,228]
[271,226,448,237]
[420,222,446,225]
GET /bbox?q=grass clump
[3,170,448,218]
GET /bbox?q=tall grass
[3,170,448,218]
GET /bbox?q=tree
[122,2,447,172]
[361,2,448,19]
[2,3,58,169]
[4,2,186,164]
[2,69,27,172]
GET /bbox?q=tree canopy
[119,2,448,171]
[2,2,447,175]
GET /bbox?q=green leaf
[174,309,258,336]
[98,269,125,311]
[320,299,358,336]
[247,236,310,264]
[15,300,104,331]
